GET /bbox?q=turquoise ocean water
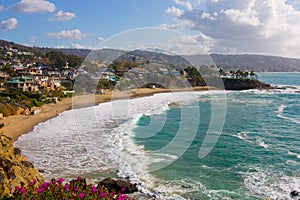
[133,73,300,199]
[15,72,300,199]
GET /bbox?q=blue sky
[0,0,300,58]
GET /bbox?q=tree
[250,71,257,79]
[46,51,66,69]
[1,63,16,77]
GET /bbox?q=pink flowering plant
[2,176,134,200]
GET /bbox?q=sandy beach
[2,86,209,141]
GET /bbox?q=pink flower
[15,186,20,191]
[42,182,51,189]
[37,188,43,194]
[20,187,27,194]
[77,176,81,181]
[51,179,57,185]
[121,187,126,193]
[100,191,106,197]
[30,179,37,186]
[58,178,65,184]
[118,194,128,200]
[79,192,86,199]
[74,187,80,192]
[91,185,97,193]
[64,183,70,191]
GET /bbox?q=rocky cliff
[0,133,43,194]
[222,78,272,90]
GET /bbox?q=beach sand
[2,87,209,141]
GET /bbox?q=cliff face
[0,134,44,194]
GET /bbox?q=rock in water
[0,134,44,194]
[97,177,138,193]
[290,190,300,198]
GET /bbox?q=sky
[0,0,300,58]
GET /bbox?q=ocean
[15,72,300,199]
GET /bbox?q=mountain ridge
[1,39,299,72]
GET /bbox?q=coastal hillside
[1,39,300,72]
[0,133,43,194]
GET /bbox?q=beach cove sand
[2,87,209,141]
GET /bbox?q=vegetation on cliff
[0,176,137,200]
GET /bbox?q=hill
[1,39,299,71]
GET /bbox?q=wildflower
[15,186,20,191]
[20,187,27,194]
[79,192,86,199]
[91,185,97,193]
[37,188,43,194]
[51,178,57,185]
[30,179,37,186]
[58,178,65,184]
[122,187,126,193]
[77,176,81,181]
[74,187,80,192]
[100,191,106,198]
[118,195,128,200]
[64,183,70,191]
[41,182,51,189]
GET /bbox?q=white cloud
[165,6,184,16]
[46,29,88,40]
[222,0,260,27]
[50,10,76,21]
[97,37,104,42]
[155,34,214,55]
[11,0,55,13]
[165,0,300,58]
[0,18,18,30]
[201,11,218,20]
[70,43,91,49]
[173,0,193,11]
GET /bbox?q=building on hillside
[6,76,39,92]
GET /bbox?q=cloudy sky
[0,0,300,58]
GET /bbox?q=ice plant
[14,186,20,191]
[30,179,37,186]
[64,183,70,191]
[91,185,97,193]
[58,177,65,184]
[20,187,27,194]
[79,192,86,198]
[36,188,43,194]
[4,176,136,200]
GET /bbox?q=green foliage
[184,66,205,87]
[0,63,17,77]
[46,51,66,69]
[61,80,74,90]
[66,54,84,68]
[97,80,114,90]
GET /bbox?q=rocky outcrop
[0,133,44,194]
[222,78,272,90]
[97,178,138,194]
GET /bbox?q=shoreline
[2,86,210,141]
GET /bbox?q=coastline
[2,86,209,141]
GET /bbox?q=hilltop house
[6,76,39,92]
